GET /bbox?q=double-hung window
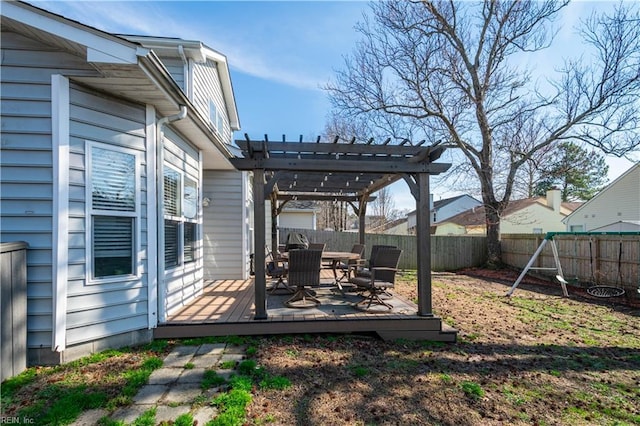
[209,100,224,136]
[164,165,198,269]
[87,143,140,282]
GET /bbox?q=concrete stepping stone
[191,354,221,368]
[69,408,108,425]
[110,404,154,424]
[163,383,203,404]
[193,406,219,425]
[163,345,199,367]
[155,405,191,423]
[196,343,227,355]
[177,368,206,384]
[148,367,181,385]
[133,384,168,404]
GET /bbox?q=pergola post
[416,172,433,316]
[253,168,267,319]
[358,195,367,245]
[270,193,278,257]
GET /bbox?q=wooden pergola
[230,135,451,320]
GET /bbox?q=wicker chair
[336,243,366,282]
[308,243,326,251]
[266,247,292,294]
[351,244,397,279]
[285,249,323,308]
[349,248,402,310]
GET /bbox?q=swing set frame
[506,231,640,298]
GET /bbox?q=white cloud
[32,1,361,91]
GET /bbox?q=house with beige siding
[0,1,251,364]
[563,163,640,232]
[435,190,580,236]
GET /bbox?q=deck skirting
[155,278,457,342]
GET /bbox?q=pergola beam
[276,193,376,202]
[230,158,450,174]
[236,140,426,156]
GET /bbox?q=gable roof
[119,35,240,131]
[281,201,318,211]
[2,0,238,169]
[433,194,480,210]
[407,194,480,216]
[441,197,580,227]
[563,162,640,222]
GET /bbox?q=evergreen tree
[534,142,609,201]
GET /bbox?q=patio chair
[308,243,326,251]
[349,248,402,310]
[285,249,323,308]
[266,246,293,294]
[351,244,397,279]
[336,243,366,283]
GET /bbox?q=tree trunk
[479,169,504,268]
[485,206,502,268]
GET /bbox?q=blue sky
[33,0,637,211]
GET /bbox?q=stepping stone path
[71,343,246,425]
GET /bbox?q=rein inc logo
[0,418,35,424]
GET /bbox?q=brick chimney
[546,188,561,213]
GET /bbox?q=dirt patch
[246,270,640,425]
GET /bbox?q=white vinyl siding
[202,170,249,279]
[161,128,203,318]
[0,30,101,349]
[67,84,149,346]
[158,56,186,91]
[564,165,640,232]
[192,60,231,143]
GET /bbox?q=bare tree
[369,186,397,228]
[327,1,640,266]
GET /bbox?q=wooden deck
[155,271,457,341]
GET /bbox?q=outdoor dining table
[280,250,361,293]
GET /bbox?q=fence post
[1,241,28,381]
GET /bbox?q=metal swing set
[506,231,640,298]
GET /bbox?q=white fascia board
[145,105,158,329]
[52,74,70,352]
[4,1,138,64]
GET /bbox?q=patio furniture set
[266,237,403,311]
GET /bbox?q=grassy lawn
[1,271,639,425]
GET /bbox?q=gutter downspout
[156,105,187,323]
[177,45,190,99]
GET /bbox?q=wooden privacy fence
[279,228,487,271]
[1,241,28,381]
[501,234,640,299]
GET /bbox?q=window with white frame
[209,100,224,135]
[88,143,139,280]
[164,165,199,269]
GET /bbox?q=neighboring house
[436,190,580,235]
[563,163,640,232]
[0,1,251,364]
[278,201,318,230]
[368,217,409,235]
[407,194,482,234]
